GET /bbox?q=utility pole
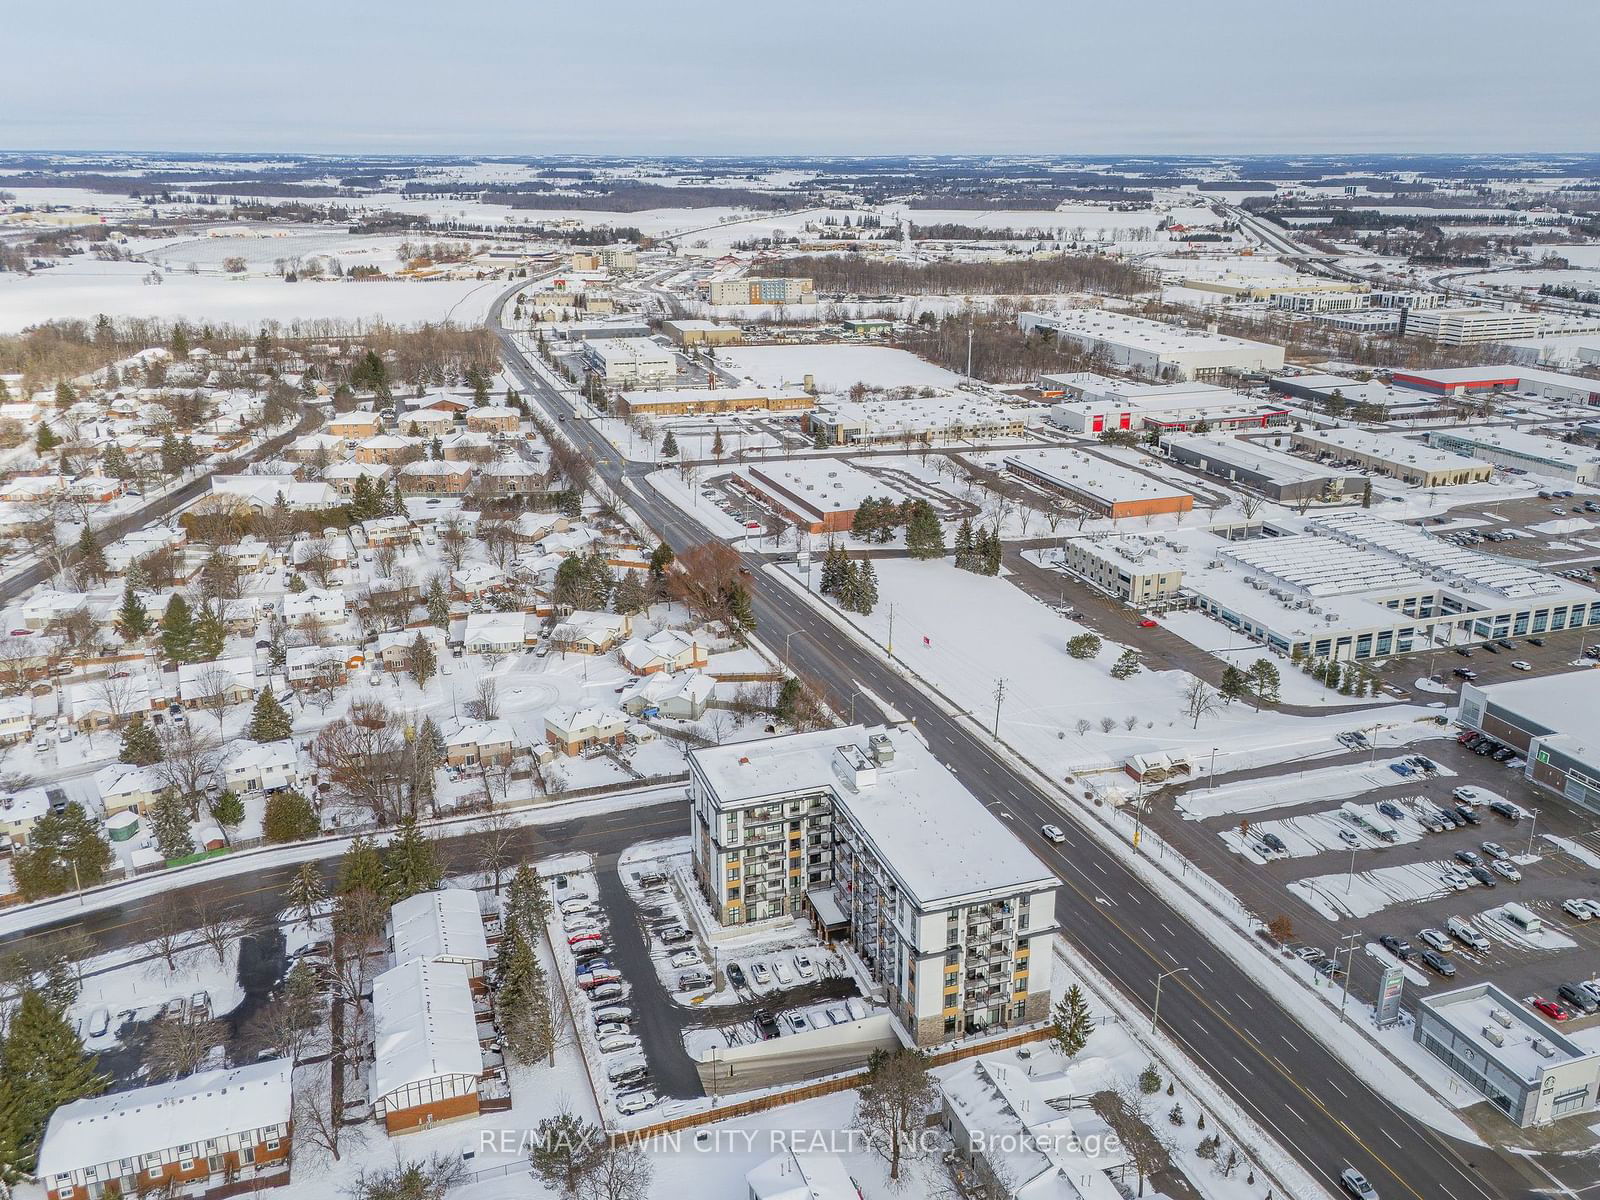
[886,603,895,659]
[966,313,975,379]
[992,678,1007,739]
[1336,931,1361,1024]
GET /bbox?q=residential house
[285,432,346,463]
[0,787,51,849]
[395,407,455,438]
[374,627,447,672]
[550,610,630,655]
[512,513,571,545]
[0,695,34,744]
[282,587,347,627]
[388,889,491,980]
[67,677,155,730]
[445,719,517,768]
[285,644,361,689]
[746,1153,859,1200]
[328,409,383,440]
[462,611,528,656]
[619,628,707,675]
[177,656,257,709]
[356,435,420,466]
[221,740,301,795]
[322,460,393,495]
[369,957,484,1133]
[398,460,473,496]
[94,762,166,818]
[22,590,88,631]
[451,563,505,597]
[619,669,713,721]
[543,705,628,756]
[440,431,496,461]
[360,516,415,548]
[35,1059,295,1200]
[465,406,520,436]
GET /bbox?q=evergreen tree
[248,687,294,742]
[338,833,386,897]
[209,791,245,845]
[648,542,674,584]
[0,1072,22,1186]
[159,594,195,662]
[74,526,107,584]
[426,575,451,628]
[660,430,678,457]
[850,497,881,543]
[856,559,879,614]
[981,526,1003,575]
[285,862,328,928]
[1067,633,1101,660]
[151,789,196,861]
[350,475,377,520]
[820,543,848,598]
[382,818,443,902]
[497,930,554,1065]
[904,501,945,559]
[190,604,227,662]
[413,717,444,817]
[506,862,551,935]
[613,571,647,615]
[35,424,59,453]
[711,428,725,459]
[1,989,106,1172]
[407,633,438,687]
[119,713,162,765]
[8,803,114,901]
[159,431,183,475]
[1247,658,1280,710]
[115,584,152,641]
[812,426,830,449]
[1051,984,1094,1058]
[1110,649,1142,680]
[53,381,76,408]
[262,790,320,843]
[953,518,975,571]
[102,443,133,481]
[170,324,190,357]
[725,580,755,632]
[1218,665,1249,705]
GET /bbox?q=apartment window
[944,1016,959,1033]
[265,1140,280,1153]
[727,887,740,900]
[726,866,739,881]
[945,949,960,965]
[241,1147,255,1165]
[179,1160,195,1172]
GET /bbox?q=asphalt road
[485,300,1554,1200]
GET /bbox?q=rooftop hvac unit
[1490,1008,1514,1028]
[1482,1026,1506,1047]
[1532,1038,1556,1059]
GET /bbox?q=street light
[1208,747,1219,791]
[1152,967,1189,1034]
[1335,932,1361,1025]
[1526,807,1542,858]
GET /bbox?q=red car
[1138,619,1158,629]
[1532,997,1571,1022]
[568,932,603,948]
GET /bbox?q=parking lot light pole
[1208,747,1219,791]
[1369,724,1381,764]
[1526,807,1542,858]
[1345,843,1359,893]
[1152,967,1189,1034]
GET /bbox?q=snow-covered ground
[1180,757,1452,821]
[714,345,961,391]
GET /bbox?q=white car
[616,1092,658,1117]
[785,1012,811,1035]
[1510,660,1532,671]
[1040,824,1067,844]
[772,960,794,986]
[1419,928,1452,953]
[1451,787,1479,805]
[1563,899,1593,921]
[749,961,772,987]
[1490,859,1522,882]
[1440,871,1470,892]
[668,950,699,970]
[793,953,816,980]
[598,1035,641,1056]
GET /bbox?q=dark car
[1528,637,1546,647]
[1470,866,1498,887]
[1489,799,1524,820]
[1454,668,1478,680]
[1261,832,1288,854]
[1420,950,1456,978]
[1492,748,1515,762]
[1558,983,1600,1015]
[1379,935,1412,961]
[1456,647,1473,657]
[1483,643,1500,654]
[1454,849,1482,867]
[1496,639,1514,650]
[754,1010,781,1040]
[1413,755,1438,773]
[726,963,747,989]
[1454,805,1480,825]
[1378,802,1407,822]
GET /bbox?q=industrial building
[1391,366,1600,405]
[1291,428,1493,487]
[662,318,745,347]
[1164,434,1368,503]
[1018,310,1285,381]
[736,460,893,533]
[1403,307,1542,346]
[614,385,813,417]
[1041,372,1287,433]
[808,391,1028,446]
[707,276,816,306]
[1458,672,1600,814]
[1003,447,1194,519]
[1178,277,1368,304]
[1055,510,1597,661]
[688,726,1059,1044]
[1415,982,1600,1126]
[1269,373,1440,415]
[581,337,677,386]
[1425,427,1600,483]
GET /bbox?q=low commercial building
[663,318,745,347]
[1269,373,1440,416]
[1458,672,1600,814]
[582,337,676,387]
[1018,310,1285,381]
[1291,429,1493,487]
[707,276,815,306]
[1164,434,1368,504]
[737,460,893,534]
[1058,534,1186,604]
[1391,366,1600,405]
[1404,307,1542,346]
[36,1059,294,1200]
[369,957,484,1133]
[614,385,813,418]
[1415,982,1600,1126]
[689,726,1058,1044]
[1003,447,1193,519]
[1043,373,1286,434]
[808,392,1028,446]
[1425,427,1600,483]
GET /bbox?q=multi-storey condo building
[707,276,816,306]
[689,726,1059,1044]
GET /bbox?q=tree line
[766,252,1153,298]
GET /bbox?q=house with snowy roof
[221,739,301,795]
[619,627,707,675]
[369,957,484,1133]
[550,609,630,655]
[543,705,628,756]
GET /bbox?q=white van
[1445,916,1490,951]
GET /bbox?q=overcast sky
[6,0,1596,155]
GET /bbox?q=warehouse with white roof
[1003,447,1193,519]
[1018,310,1285,381]
[1425,426,1600,483]
[1291,428,1493,487]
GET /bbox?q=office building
[1425,427,1600,483]
[689,726,1058,1043]
[1018,310,1285,381]
[581,337,676,386]
[1003,447,1193,519]
[736,460,894,534]
[1291,429,1493,487]
[1403,308,1542,346]
[708,277,816,306]
[1458,672,1600,814]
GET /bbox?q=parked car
[1138,618,1158,628]
[794,953,816,980]
[1511,660,1532,672]
[1496,638,1514,650]
[668,950,700,970]
[1452,787,1479,804]
[1419,950,1456,978]
[1470,866,1498,888]
[785,1012,811,1035]
[1454,850,1482,867]
[1338,829,1362,848]
[1419,928,1452,953]
[1558,984,1600,1015]
[1532,997,1571,1022]
[726,963,748,989]
[772,960,794,986]
[750,961,772,987]
[1454,805,1480,826]
[1563,898,1594,921]
[1260,832,1289,854]
[1481,841,1510,861]
[1440,870,1469,892]
[594,1006,632,1026]
[1489,799,1525,820]
[1388,763,1413,777]
[616,1092,658,1117]
[1378,935,1412,961]
[587,983,625,1003]
[598,1035,642,1055]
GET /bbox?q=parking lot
[1145,725,1600,1034]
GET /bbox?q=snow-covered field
[1179,756,1450,821]
[0,255,502,332]
[715,344,960,391]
